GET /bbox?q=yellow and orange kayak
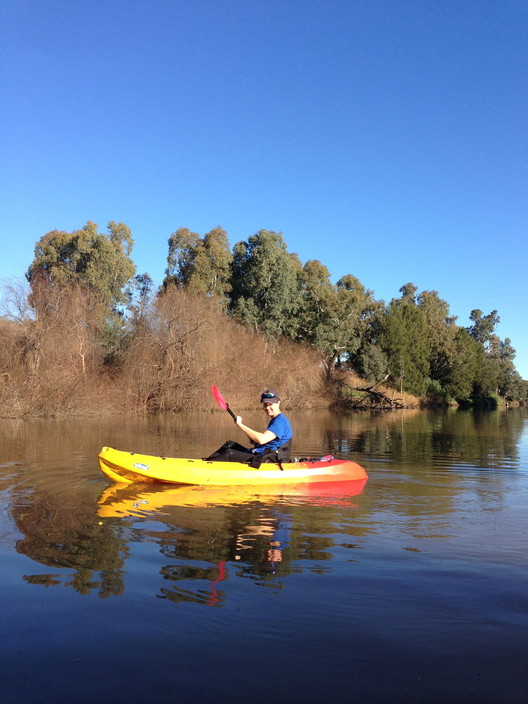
[98,446,368,486]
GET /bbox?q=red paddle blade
[211,384,228,410]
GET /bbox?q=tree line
[0,220,525,417]
[162,224,525,402]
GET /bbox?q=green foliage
[442,328,480,400]
[354,341,389,383]
[25,221,139,369]
[164,227,201,288]
[399,282,418,302]
[296,259,334,343]
[17,220,526,409]
[467,309,500,345]
[164,226,232,300]
[296,265,381,379]
[230,230,301,338]
[425,378,446,398]
[417,289,458,387]
[26,220,136,312]
[495,337,521,399]
[378,296,431,395]
[160,232,524,400]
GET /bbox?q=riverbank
[0,352,522,418]
[331,373,525,411]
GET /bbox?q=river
[1,408,527,703]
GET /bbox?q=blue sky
[1,0,527,378]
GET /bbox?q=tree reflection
[340,409,524,470]
[12,488,128,598]
[9,475,367,604]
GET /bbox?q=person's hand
[235,415,243,426]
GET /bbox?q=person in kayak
[206,389,293,465]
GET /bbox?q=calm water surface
[1,408,527,704]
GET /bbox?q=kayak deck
[98,446,368,486]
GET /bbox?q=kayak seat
[205,440,293,467]
[250,439,292,468]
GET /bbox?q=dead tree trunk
[339,375,405,410]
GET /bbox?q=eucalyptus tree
[24,220,138,371]
[127,272,154,330]
[230,229,301,339]
[164,226,232,301]
[296,259,334,342]
[442,327,481,400]
[26,220,136,314]
[495,337,522,399]
[441,321,521,402]
[332,274,381,370]
[465,309,523,399]
[296,263,380,379]
[467,309,500,346]
[164,227,200,289]
[353,339,389,384]
[399,282,418,303]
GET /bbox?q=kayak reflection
[96,479,367,606]
[97,478,367,516]
[158,507,295,606]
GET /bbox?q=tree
[230,230,300,338]
[296,265,380,379]
[465,309,524,400]
[164,227,200,289]
[378,295,431,395]
[127,272,154,330]
[467,309,500,346]
[472,345,500,398]
[191,227,232,299]
[417,289,458,388]
[399,282,418,303]
[496,338,522,399]
[164,226,232,300]
[26,221,136,315]
[25,221,137,367]
[442,328,481,399]
[296,259,334,342]
[354,341,389,383]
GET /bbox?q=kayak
[98,446,368,486]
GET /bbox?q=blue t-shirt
[253,413,293,454]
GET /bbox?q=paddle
[211,384,237,421]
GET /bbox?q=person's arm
[235,416,276,446]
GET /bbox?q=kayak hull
[98,446,368,486]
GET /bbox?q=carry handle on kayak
[211,384,237,421]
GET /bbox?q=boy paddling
[207,389,292,464]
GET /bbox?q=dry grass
[0,283,411,417]
[120,287,324,412]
